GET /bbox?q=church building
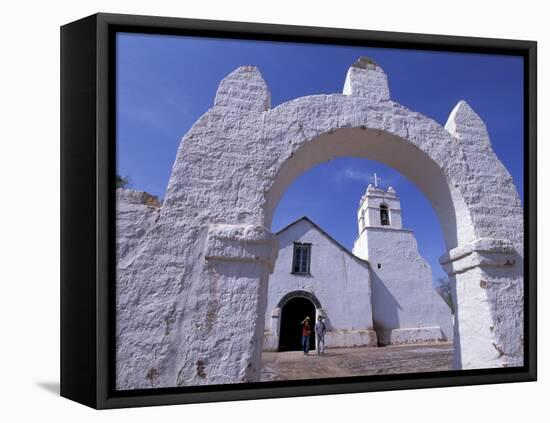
[263,182,453,351]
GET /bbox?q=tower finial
[370,173,381,188]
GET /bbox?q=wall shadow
[36,381,60,396]
[371,271,402,340]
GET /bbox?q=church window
[380,204,390,226]
[292,243,311,275]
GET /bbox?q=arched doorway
[279,297,316,352]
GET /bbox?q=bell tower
[352,179,452,346]
[353,178,403,262]
[356,183,402,232]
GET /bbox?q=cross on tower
[370,173,382,188]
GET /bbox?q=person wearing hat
[315,315,326,355]
[300,316,311,355]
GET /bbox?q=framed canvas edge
[61,12,537,410]
[60,13,99,409]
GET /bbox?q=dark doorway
[279,297,316,351]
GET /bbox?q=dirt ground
[260,342,453,381]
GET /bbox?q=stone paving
[260,342,453,381]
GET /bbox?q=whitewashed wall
[354,226,454,344]
[116,189,160,265]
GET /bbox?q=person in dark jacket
[315,316,326,355]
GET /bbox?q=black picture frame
[60,12,537,409]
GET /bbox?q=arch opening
[379,203,390,226]
[264,127,476,253]
[278,295,317,352]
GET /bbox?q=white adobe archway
[116,58,524,390]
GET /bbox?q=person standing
[315,316,326,355]
[301,317,311,355]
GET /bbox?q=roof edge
[275,216,370,267]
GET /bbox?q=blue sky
[116,33,524,281]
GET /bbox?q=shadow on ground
[36,381,60,396]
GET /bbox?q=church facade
[263,216,377,351]
[264,184,453,351]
